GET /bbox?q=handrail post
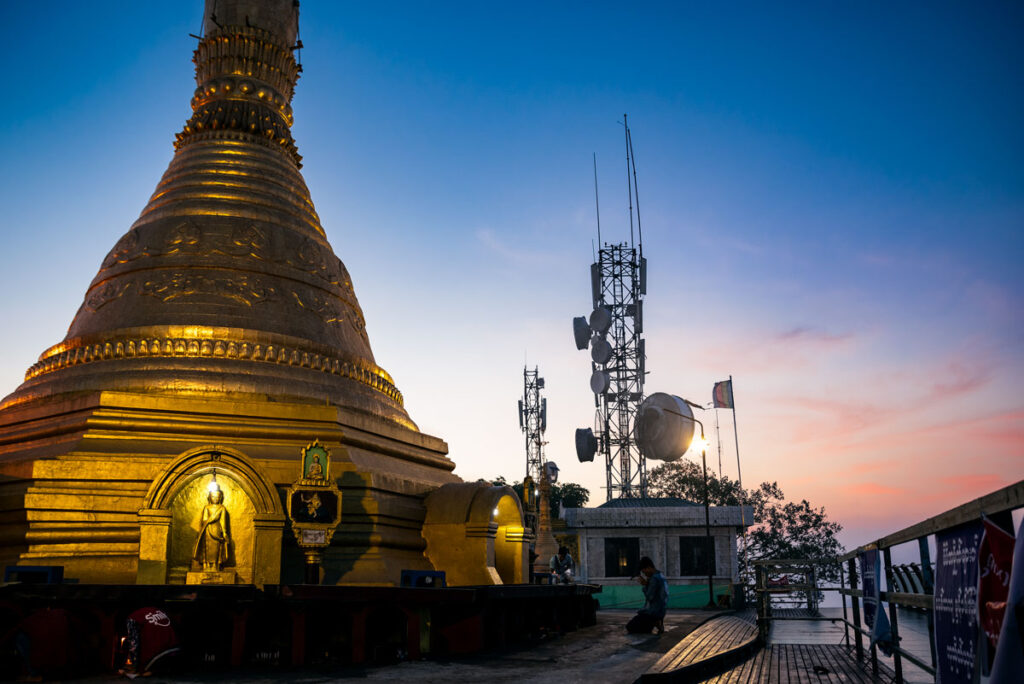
[918,536,937,670]
[847,557,864,661]
[755,564,768,641]
[840,562,850,647]
[883,547,903,683]
[808,565,817,612]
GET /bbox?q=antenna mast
[573,116,649,500]
[593,153,602,247]
[624,114,635,249]
[519,367,547,531]
[627,126,643,257]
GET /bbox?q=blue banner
[934,521,983,684]
[859,548,893,656]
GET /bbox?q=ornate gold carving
[229,224,268,258]
[176,26,303,166]
[289,289,343,326]
[86,217,367,331]
[193,28,300,102]
[101,227,146,268]
[163,221,203,254]
[335,258,354,293]
[140,272,276,307]
[23,333,404,407]
[176,101,300,165]
[83,281,132,312]
[295,236,329,276]
[191,77,294,126]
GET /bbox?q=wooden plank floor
[696,644,896,683]
[648,615,759,674]
[771,608,821,619]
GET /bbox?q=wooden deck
[638,610,897,684]
[697,644,897,683]
[639,614,759,682]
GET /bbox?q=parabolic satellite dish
[590,337,613,364]
[544,461,560,483]
[575,428,597,462]
[589,306,612,334]
[572,316,592,350]
[590,370,610,394]
[635,392,695,462]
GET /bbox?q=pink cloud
[866,410,1022,453]
[928,358,992,399]
[848,461,887,475]
[691,324,855,374]
[846,482,904,496]
[938,473,1007,492]
[777,327,853,345]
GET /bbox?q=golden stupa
[0,0,529,587]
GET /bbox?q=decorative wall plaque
[286,440,342,583]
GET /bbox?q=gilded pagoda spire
[1,0,413,428]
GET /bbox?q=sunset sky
[1,1,1020,550]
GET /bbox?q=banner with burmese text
[934,521,982,684]
[978,517,1015,674]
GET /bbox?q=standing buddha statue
[193,484,230,572]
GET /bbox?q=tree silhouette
[648,460,844,595]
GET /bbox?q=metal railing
[754,480,1023,683]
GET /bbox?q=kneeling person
[626,556,668,634]
[550,546,575,584]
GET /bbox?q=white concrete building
[563,498,753,609]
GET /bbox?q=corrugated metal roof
[596,497,700,509]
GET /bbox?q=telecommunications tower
[573,116,649,500]
[518,367,547,530]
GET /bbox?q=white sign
[301,529,326,545]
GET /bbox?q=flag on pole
[712,379,734,409]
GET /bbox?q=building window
[604,537,640,577]
[680,536,716,576]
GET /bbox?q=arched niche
[137,446,285,586]
[492,493,528,584]
[422,482,531,586]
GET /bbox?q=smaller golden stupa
[0,0,531,587]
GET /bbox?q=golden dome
[1,0,413,428]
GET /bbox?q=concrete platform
[61,609,727,683]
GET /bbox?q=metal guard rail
[754,480,1023,684]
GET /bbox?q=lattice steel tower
[518,367,547,529]
[573,116,648,500]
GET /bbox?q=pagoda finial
[179,0,303,165]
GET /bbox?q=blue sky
[0,1,1021,547]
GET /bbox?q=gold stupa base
[0,389,458,587]
[186,569,237,585]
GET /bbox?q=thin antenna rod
[627,128,643,257]
[197,0,207,38]
[593,153,602,247]
[624,114,635,248]
[715,408,723,478]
